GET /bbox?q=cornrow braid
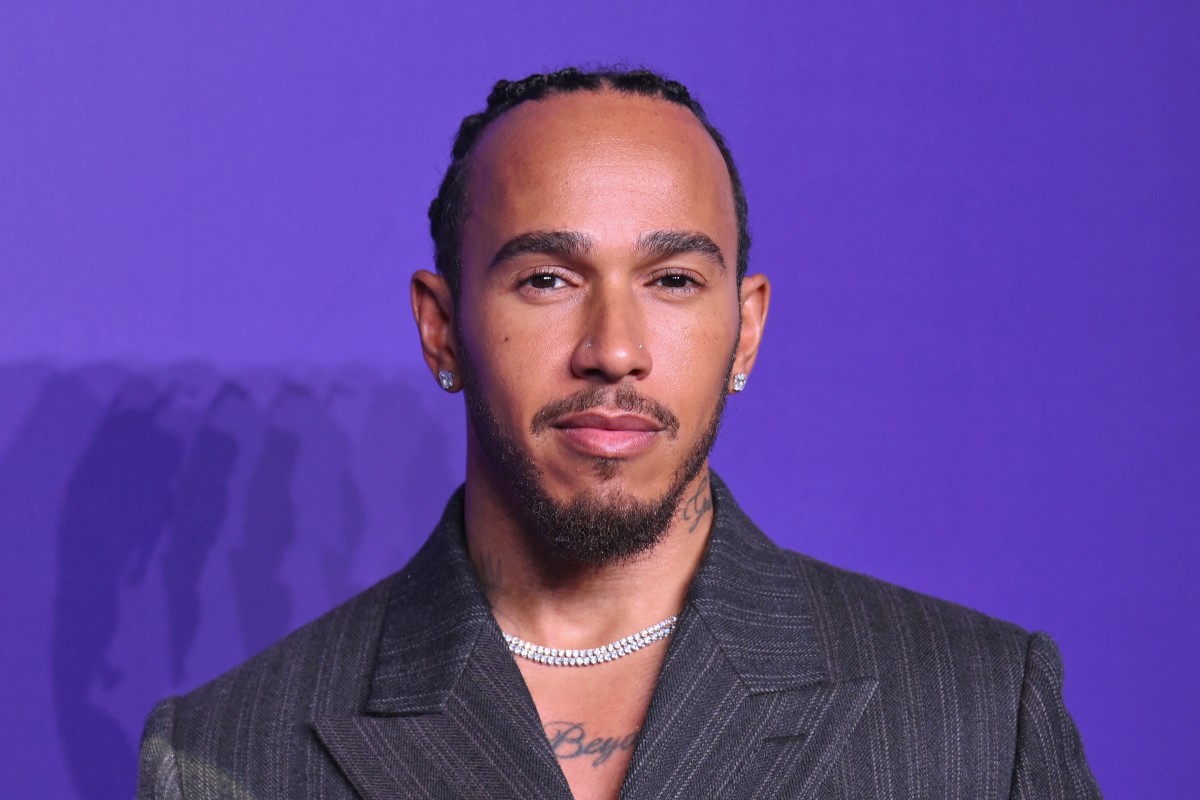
[427,67,751,297]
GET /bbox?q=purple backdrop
[2,3,1197,798]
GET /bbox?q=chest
[518,649,666,800]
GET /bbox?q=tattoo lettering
[679,475,712,533]
[544,721,638,767]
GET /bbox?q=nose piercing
[585,342,592,349]
[732,373,748,392]
[638,343,644,349]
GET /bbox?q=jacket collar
[314,474,876,800]
[685,473,832,689]
[620,474,877,799]
[364,486,492,715]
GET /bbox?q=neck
[462,460,715,650]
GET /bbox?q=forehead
[462,90,736,253]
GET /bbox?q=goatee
[463,381,730,567]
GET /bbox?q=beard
[460,348,734,568]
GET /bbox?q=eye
[519,270,569,291]
[657,274,692,289]
[651,270,703,292]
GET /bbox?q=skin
[411,90,769,800]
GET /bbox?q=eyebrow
[488,231,594,270]
[487,228,727,272]
[636,230,726,272]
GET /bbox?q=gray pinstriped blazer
[138,474,1101,799]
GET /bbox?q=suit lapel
[313,653,570,800]
[311,490,572,800]
[620,475,878,800]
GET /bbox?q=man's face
[450,90,750,562]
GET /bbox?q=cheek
[652,304,738,395]
[462,307,563,424]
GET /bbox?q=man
[139,67,1100,799]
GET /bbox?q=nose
[570,284,652,383]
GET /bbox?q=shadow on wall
[0,361,458,800]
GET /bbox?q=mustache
[530,385,681,438]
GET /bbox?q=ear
[730,273,770,392]
[410,269,460,390]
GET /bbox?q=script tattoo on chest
[544,720,639,767]
[679,474,712,533]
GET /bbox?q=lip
[553,411,663,432]
[551,411,663,458]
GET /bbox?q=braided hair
[427,67,751,297]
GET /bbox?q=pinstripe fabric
[138,475,1101,799]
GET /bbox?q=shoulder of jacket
[780,547,1031,652]
[174,572,396,713]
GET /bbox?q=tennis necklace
[502,615,679,667]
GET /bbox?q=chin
[528,477,680,567]
[550,455,670,498]
[510,458,689,567]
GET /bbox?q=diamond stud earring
[437,370,456,391]
[731,373,748,393]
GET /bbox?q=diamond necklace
[502,615,679,667]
